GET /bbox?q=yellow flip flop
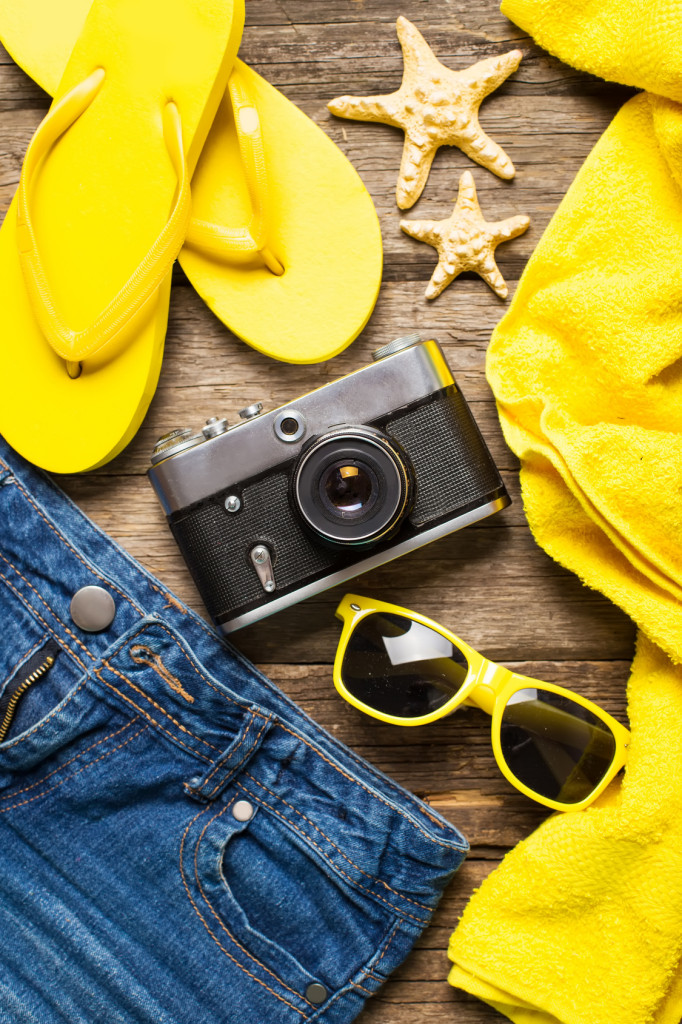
[0,0,383,366]
[181,59,382,363]
[0,0,244,473]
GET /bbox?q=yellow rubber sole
[0,0,383,366]
[0,0,244,472]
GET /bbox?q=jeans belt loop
[184,707,273,803]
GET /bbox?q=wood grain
[0,2,635,1020]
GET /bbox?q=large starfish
[328,17,523,209]
[401,170,530,300]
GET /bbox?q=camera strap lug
[250,544,276,593]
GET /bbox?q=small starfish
[401,170,530,300]
[328,16,523,209]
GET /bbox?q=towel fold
[447,2,682,1021]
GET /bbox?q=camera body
[148,336,509,632]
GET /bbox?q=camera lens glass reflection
[323,463,375,516]
[293,428,413,545]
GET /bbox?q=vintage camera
[148,335,509,632]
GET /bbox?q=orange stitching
[244,772,433,913]
[6,467,215,635]
[7,474,143,616]
[0,723,148,814]
[350,982,373,995]
[203,718,269,800]
[178,804,308,1019]
[0,585,95,753]
[273,720,453,848]
[3,635,46,686]
[198,712,257,792]
[193,801,315,1007]
[161,591,186,614]
[236,783,429,927]
[314,923,402,1016]
[121,623,453,850]
[144,623,246,711]
[0,717,140,800]
[159,629,451,842]
[2,458,224,646]
[368,922,400,975]
[94,669,212,765]
[0,572,87,671]
[101,659,219,751]
[0,553,93,662]
[0,531,448,850]
[130,646,194,704]
[134,620,451,848]
[349,925,402,997]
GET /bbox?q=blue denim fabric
[0,438,468,1024]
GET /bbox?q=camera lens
[293,427,414,546]
[323,462,378,516]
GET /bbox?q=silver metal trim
[148,340,453,515]
[220,495,508,633]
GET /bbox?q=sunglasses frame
[334,594,630,812]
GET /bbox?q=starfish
[328,16,523,209]
[401,170,530,300]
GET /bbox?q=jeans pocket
[182,792,398,1013]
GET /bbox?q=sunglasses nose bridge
[467,660,511,716]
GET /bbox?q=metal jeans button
[70,585,116,632]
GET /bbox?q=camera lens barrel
[293,426,414,546]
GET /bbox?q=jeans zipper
[0,640,60,743]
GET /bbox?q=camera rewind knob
[150,428,204,465]
[372,333,422,361]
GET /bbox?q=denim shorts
[0,438,468,1024]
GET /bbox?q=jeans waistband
[0,440,467,926]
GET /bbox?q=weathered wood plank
[0,4,636,1021]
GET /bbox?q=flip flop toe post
[0,0,244,472]
[1,2,382,367]
[182,60,383,364]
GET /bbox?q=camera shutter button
[202,417,229,439]
[239,403,263,420]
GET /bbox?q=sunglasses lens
[499,687,617,804]
[342,612,469,719]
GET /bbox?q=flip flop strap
[185,68,284,276]
[16,68,192,366]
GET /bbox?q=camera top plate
[149,339,453,515]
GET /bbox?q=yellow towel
[447,2,682,1022]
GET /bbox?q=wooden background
[0,2,637,1020]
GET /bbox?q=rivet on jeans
[305,983,328,1004]
[232,799,254,822]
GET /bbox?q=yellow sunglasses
[334,594,630,812]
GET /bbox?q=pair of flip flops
[0,0,382,472]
